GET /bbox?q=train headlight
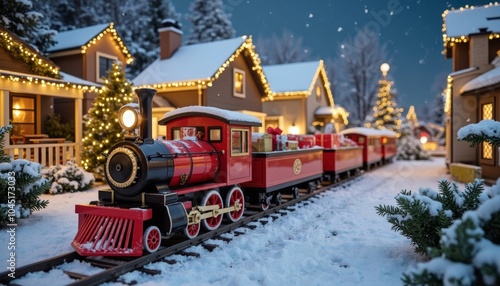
[118,103,140,131]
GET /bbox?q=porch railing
[5,142,79,167]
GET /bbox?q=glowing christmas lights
[442,2,500,52]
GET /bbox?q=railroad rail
[0,174,362,286]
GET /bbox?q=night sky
[171,0,491,116]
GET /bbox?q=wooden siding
[51,53,84,78]
[0,49,32,74]
[206,55,263,112]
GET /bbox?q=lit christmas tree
[81,62,134,177]
[366,63,403,135]
[406,105,418,128]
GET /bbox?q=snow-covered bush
[399,120,500,285]
[375,179,487,255]
[0,125,50,227]
[0,160,50,227]
[397,124,430,160]
[42,160,94,194]
[402,179,500,285]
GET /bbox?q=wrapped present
[314,134,343,148]
[298,134,316,149]
[266,126,283,151]
[252,133,272,152]
[181,127,197,139]
[287,140,298,150]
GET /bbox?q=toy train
[71,88,397,256]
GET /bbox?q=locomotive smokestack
[134,88,157,140]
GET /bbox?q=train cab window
[208,127,222,142]
[231,129,249,156]
[172,128,181,140]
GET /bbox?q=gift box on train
[287,134,316,149]
[314,134,343,148]
[252,133,272,152]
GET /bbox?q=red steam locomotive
[72,88,396,256]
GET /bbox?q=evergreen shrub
[42,161,95,194]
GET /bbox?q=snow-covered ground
[2,156,467,286]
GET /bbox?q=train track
[0,174,363,286]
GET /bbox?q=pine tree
[81,62,134,177]
[0,125,12,163]
[185,0,236,45]
[366,76,403,134]
[0,0,56,53]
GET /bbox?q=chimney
[159,19,182,60]
[469,27,490,69]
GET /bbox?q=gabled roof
[0,26,60,78]
[47,23,133,64]
[443,3,500,48]
[0,26,100,92]
[133,36,272,98]
[262,60,334,106]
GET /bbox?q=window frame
[96,52,118,83]
[479,100,495,165]
[10,95,36,135]
[230,128,249,156]
[233,68,246,98]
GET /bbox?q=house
[133,20,272,138]
[0,26,100,166]
[47,23,133,120]
[443,3,500,182]
[262,60,341,134]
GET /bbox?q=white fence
[5,142,79,167]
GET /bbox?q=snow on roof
[315,106,333,115]
[47,24,110,52]
[263,61,321,93]
[133,37,247,86]
[449,67,478,77]
[60,72,101,87]
[444,4,500,38]
[341,127,397,137]
[460,65,500,93]
[158,105,262,126]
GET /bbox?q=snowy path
[3,157,452,285]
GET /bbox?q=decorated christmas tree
[81,62,134,177]
[366,63,403,135]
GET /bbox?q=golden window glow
[481,102,494,160]
[233,68,245,98]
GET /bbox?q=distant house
[0,26,100,166]
[262,60,341,134]
[443,3,500,182]
[133,20,272,138]
[47,23,133,119]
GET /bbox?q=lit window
[233,68,245,98]
[11,96,35,135]
[481,102,494,160]
[96,52,118,82]
[231,129,249,156]
[316,86,321,101]
[209,127,222,142]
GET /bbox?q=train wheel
[291,187,299,199]
[143,226,161,253]
[260,203,269,211]
[184,223,200,239]
[201,190,223,231]
[273,192,282,206]
[225,186,245,222]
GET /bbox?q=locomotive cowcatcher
[72,88,262,256]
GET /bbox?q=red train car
[340,127,383,170]
[241,148,323,209]
[314,134,363,181]
[379,129,397,163]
